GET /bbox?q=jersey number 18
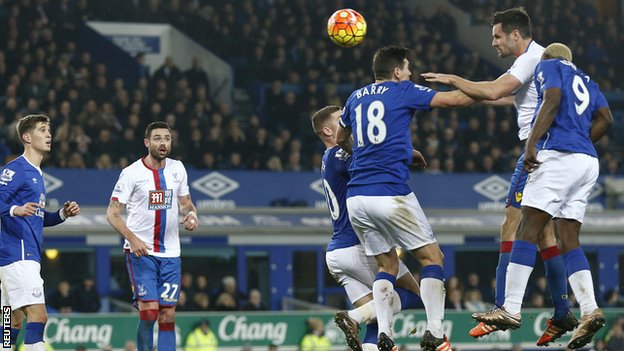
[355,100,387,147]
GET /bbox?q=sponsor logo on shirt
[113,182,124,193]
[148,189,173,210]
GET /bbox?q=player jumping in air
[337,46,475,351]
[473,43,612,349]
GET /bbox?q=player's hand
[523,145,541,173]
[129,236,151,257]
[411,149,427,168]
[421,72,455,85]
[13,202,40,217]
[181,212,199,231]
[62,201,80,218]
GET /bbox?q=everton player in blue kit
[311,106,425,351]
[0,114,80,351]
[474,43,613,349]
[336,46,474,351]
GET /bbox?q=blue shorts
[125,253,181,307]
[506,152,528,209]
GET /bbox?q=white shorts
[326,244,411,303]
[523,150,599,222]
[346,193,437,256]
[0,260,45,310]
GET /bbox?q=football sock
[362,322,378,351]
[421,265,446,338]
[395,287,422,309]
[348,300,375,324]
[495,241,513,306]
[372,272,396,338]
[10,328,20,345]
[137,309,157,351]
[158,322,176,350]
[563,248,598,316]
[24,322,45,351]
[504,240,536,315]
[541,246,569,320]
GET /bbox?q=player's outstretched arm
[480,95,515,106]
[422,72,521,101]
[106,199,151,256]
[523,87,561,172]
[336,126,353,155]
[178,194,199,231]
[590,107,613,143]
[429,90,476,108]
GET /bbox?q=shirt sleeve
[403,82,437,111]
[0,164,25,217]
[178,162,190,197]
[334,149,352,177]
[44,209,64,227]
[508,52,541,85]
[535,60,562,91]
[338,102,351,129]
[111,169,133,204]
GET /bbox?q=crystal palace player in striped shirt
[107,121,199,351]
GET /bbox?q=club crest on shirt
[148,189,173,210]
[0,168,15,182]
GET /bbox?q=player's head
[144,121,172,161]
[372,46,411,82]
[311,105,342,146]
[542,43,572,62]
[16,114,51,153]
[490,7,531,58]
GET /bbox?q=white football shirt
[507,41,545,140]
[111,158,190,257]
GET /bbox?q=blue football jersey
[533,59,609,157]
[339,80,436,196]
[0,156,64,266]
[320,146,360,251]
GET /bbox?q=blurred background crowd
[0,0,622,174]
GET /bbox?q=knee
[24,307,47,324]
[159,306,176,324]
[414,247,444,267]
[557,237,580,253]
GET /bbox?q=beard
[149,146,170,161]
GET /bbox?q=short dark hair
[145,121,172,139]
[373,46,410,81]
[16,114,50,143]
[311,105,341,135]
[490,7,531,38]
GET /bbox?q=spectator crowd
[0,0,621,174]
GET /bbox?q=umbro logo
[191,172,239,199]
[473,175,509,202]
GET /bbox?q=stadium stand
[1,0,621,174]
